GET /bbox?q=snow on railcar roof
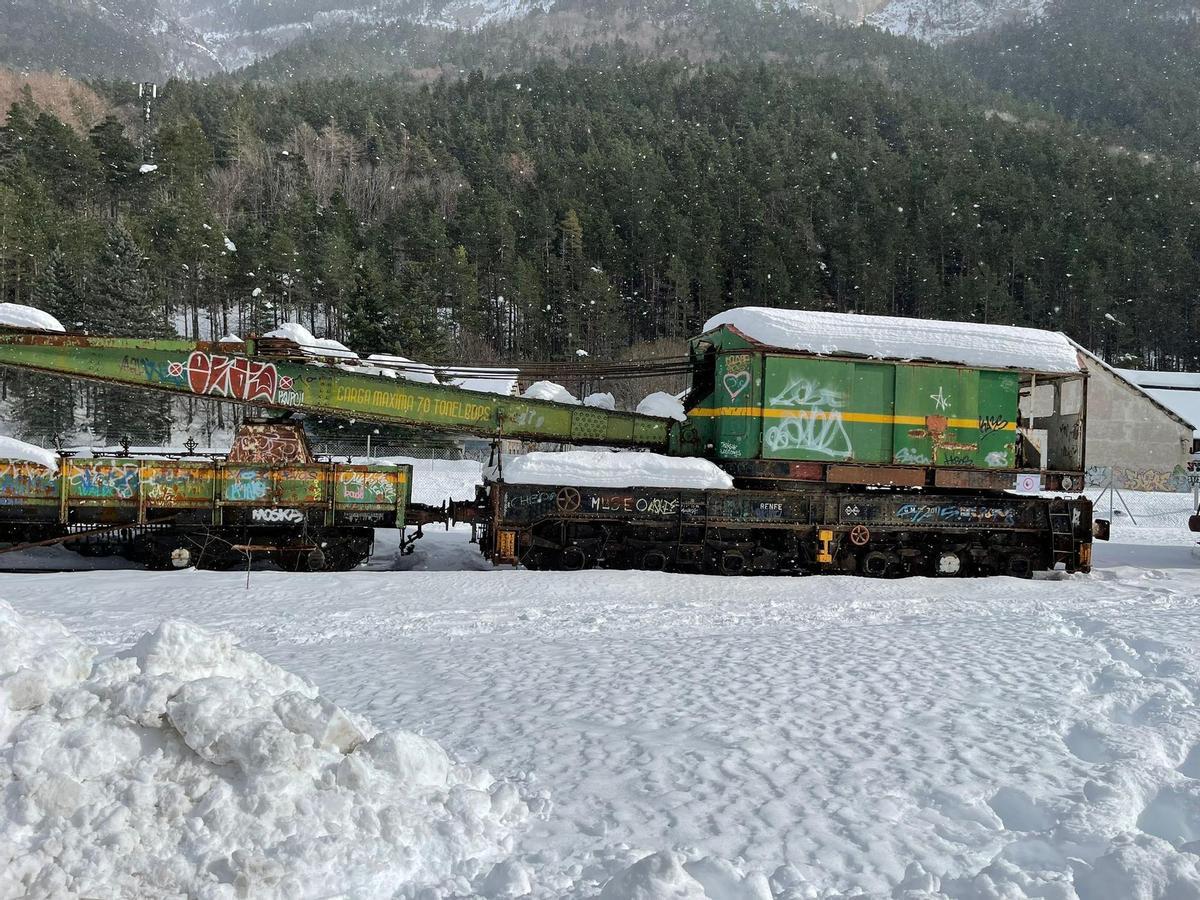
[498,450,733,490]
[701,307,1082,374]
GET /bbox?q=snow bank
[0,436,59,471]
[703,307,1082,374]
[522,380,580,405]
[263,322,357,360]
[584,392,617,411]
[636,391,687,421]
[499,450,733,490]
[0,603,528,899]
[0,303,65,333]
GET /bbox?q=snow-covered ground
[2,490,1199,897]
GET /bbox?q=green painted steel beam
[0,332,673,450]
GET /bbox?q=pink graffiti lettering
[187,352,277,403]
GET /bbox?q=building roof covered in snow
[1115,368,1200,437]
[700,307,1083,374]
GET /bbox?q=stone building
[1075,346,1196,491]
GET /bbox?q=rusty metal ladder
[1048,499,1077,565]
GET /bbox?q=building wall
[1082,357,1195,491]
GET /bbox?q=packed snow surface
[262,322,357,359]
[0,604,529,899]
[3,490,1200,898]
[522,380,580,405]
[704,306,1082,373]
[0,303,64,333]
[0,435,59,471]
[498,450,734,490]
[636,390,688,421]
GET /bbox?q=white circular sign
[1016,473,1040,494]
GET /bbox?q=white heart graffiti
[723,371,751,401]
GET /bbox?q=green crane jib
[0,331,673,450]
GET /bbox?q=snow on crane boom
[0,330,674,449]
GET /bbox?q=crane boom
[0,331,674,449]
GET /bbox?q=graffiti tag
[251,508,305,524]
[978,416,1009,437]
[765,377,853,458]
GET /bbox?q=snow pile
[443,367,519,397]
[216,333,243,344]
[703,307,1082,374]
[0,436,59,471]
[364,354,440,384]
[600,852,771,899]
[138,163,158,174]
[498,450,733,490]
[0,303,65,333]
[583,392,616,411]
[263,322,357,360]
[636,391,688,421]
[0,603,529,899]
[522,380,580,405]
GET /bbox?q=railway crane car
[0,305,1098,576]
[480,308,1096,577]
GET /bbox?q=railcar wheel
[561,546,589,571]
[640,551,667,571]
[720,551,746,575]
[1006,555,1034,579]
[862,550,899,578]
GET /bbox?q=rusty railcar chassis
[480,482,1094,578]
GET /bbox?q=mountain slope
[0,0,1045,79]
[954,0,1200,161]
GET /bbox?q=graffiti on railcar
[503,490,558,517]
[895,502,1017,526]
[277,467,325,503]
[142,352,305,406]
[228,425,313,464]
[142,467,208,503]
[224,468,270,502]
[338,470,397,504]
[0,462,58,502]
[251,508,305,524]
[69,463,140,499]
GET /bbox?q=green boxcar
[686,332,1022,469]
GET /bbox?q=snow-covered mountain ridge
[0,0,1048,78]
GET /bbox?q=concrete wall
[1083,356,1194,491]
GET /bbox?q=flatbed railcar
[0,423,415,570]
[480,482,1093,577]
